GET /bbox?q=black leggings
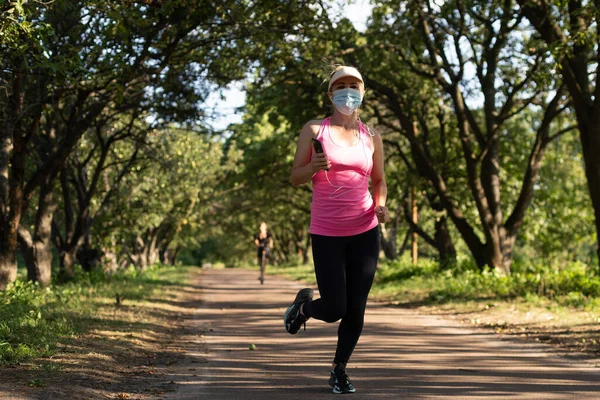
[257,247,270,263]
[303,226,379,366]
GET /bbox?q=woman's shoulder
[303,118,326,129]
[300,118,327,137]
[358,121,381,150]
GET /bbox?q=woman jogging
[283,65,389,394]
[254,222,273,284]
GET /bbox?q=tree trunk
[0,70,24,289]
[293,228,304,262]
[398,229,411,257]
[59,247,77,281]
[74,230,101,272]
[434,214,456,270]
[577,120,600,267]
[411,186,418,265]
[17,181,56,287]
[77,245,103,272]
[0,252,17,290]
[0,218,18,289]
[18,228,52,288]
[485,228,513,275]
[102,247,119,273]
[146,231,159,267]
[161,247,178,265]
[501,232,516,274]
[573,121,600,266]
[132,234,148,270]
[293,229,311,265]
[402,190,458,267]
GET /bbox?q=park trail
[163,268,600,400]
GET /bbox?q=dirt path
[163,268,600,399]
[2,267,599,400]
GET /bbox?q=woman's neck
[330,112,358,130]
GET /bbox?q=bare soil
[415,300,600,365]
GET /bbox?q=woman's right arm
[290,120,330,186]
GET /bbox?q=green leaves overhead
[217,0,596,270]
[1,0,597,279]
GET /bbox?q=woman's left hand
[374,205,390,223]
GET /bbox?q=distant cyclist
[254,222,273,284]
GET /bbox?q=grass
[272,257,600,305]
[269,257,600,324]
[0,264,193,365]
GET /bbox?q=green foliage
[516,131,596,263]
[0,1,56,69]
[377,258,441,284]
[1,0,337,288]
[373,258,600,307]
[90,126,233,267]
[1,0,597,293]
[185,0,598,274]
[0,280,71,363]
[27,379,44,388]
[0,264,188,364]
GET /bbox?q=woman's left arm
[371,128,390,223]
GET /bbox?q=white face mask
[332,88,362,115]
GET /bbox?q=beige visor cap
[328,67,364,91]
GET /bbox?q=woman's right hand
[311,152,331,173]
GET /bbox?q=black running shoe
[283,288,313,334]
[329,363,356,394]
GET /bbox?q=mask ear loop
[325,119,372,199]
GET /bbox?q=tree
[1,1,60,287]
[95,126,231,270]
[516,0,600,268]
[0,0,334,288]
[362,0,572,273]
[50,112,148,278]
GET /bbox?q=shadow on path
[165,268,600,400]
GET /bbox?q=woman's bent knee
[322,305,345,323]
[323,314,342,323]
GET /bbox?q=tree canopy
[0,0,597,289]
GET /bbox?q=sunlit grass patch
[272,256,600,311]
[0,264,193,365]
[269,263,316,285]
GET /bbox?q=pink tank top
[310,117,378,236]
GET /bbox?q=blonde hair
[329,64,345,77]
[321,62,346,88]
